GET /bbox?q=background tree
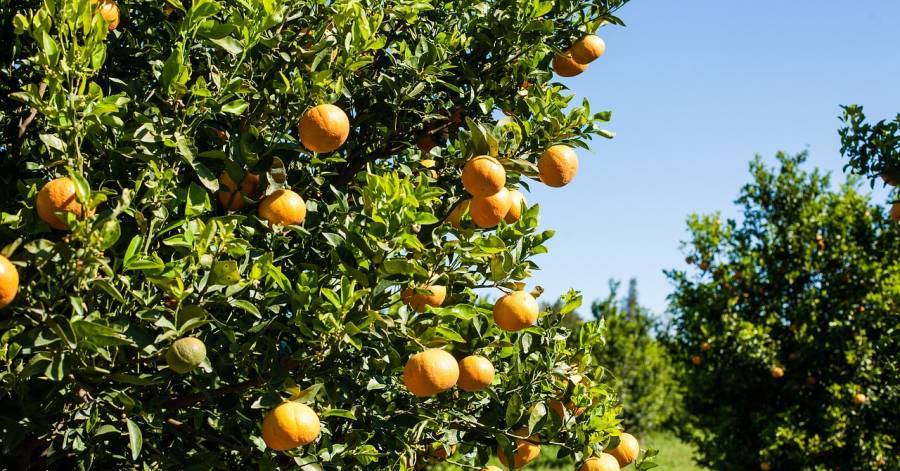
[666,152,899,470]
[839,105,900,187]
[0,0,659,469]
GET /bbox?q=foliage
[586,280,680,434]
[0,0,662,469]
[666,152,899,470]
[839,105,900,186]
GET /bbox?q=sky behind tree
[527,1,900,315]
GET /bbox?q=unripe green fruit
[167,337,207,374]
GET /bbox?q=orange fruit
[217,171,260,211]
[493,289,539,331]
[166,337,207,374]
[97,0,120,30]
[700,342,712,352]
[579,453,621,471]
[691,355,702,366]
[258,189,306,227]
[607,433,639,467]
[571,35,606,64]
[37,177,90,230]
[432,443,457,461]
[760,463,771,471]
[457,355,495,392]
[447,199,469,229]
[881,172,899,186]
[417,135,436,153]
[262,401,321,451]
[403,349,459,397]
[401,285,447,312]
[470,188,512,228]
[497,427,540,468]
[462,155,506,197]
[771,367,784,379]
[549,398,586,419]
[504,189,527,223]
[853,393,867,405]
[553,53,587,77]
[0,255,19,310]
[299,104,350,153]
[538,145,579,187]
[891,203,900,222]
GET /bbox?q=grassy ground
[432,431,705,470]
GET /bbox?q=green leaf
[208,36,242,55]
[505,392,523,428]
[126,419,142,461]
[221,99,249,115]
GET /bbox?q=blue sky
[527,1,900,316]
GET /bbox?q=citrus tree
[0,0,659,469]
[666,152,899,470]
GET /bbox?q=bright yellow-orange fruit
[299,104,350,153]
[470,188,512,228]
[608,433,640,467]
[401,285,447,312]
[700,341,712,352]
[447,199,470,229]
[493,289,539,331]
[258,189,306,227]
[217,171,260,211]
[457,355,495,392]
[403,349,459,397]
[691,355,702,366]
[579,453,621,471]
[497,427,540,469]
[571,35,606,64]
[37,177,89,230]
[538,145,579,187]
[97,0,120,31]
[261,402,321,451]
[771,366,784,379]
[0,255,19,310]
[462,155,506,197]
[853,393,867,405]
[553,53,587,77]
[504,189,527,223]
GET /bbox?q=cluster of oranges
[552,35,606,78]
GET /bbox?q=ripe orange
[403,349,459,397]
[447,199,470,229]
[0,255,19,310]
[853,393,867,405]
[759,463,771,471]
[462,155,506,197]
[432,443,457,461]
[608,433,639,467]
[166,337,207,374]
[553,53,587,77]
[700,341,712,352]
[539,145,579,187]
[218,171,260,211]
[470,188,512,228]
[401,285,447,312]
[504,189,527,223]
[579,453,620,471]
[691,355,702,366]
[457,355,495,392]
[259,189,306,227]
[37,177,90,230]
[262,401,321,450]
[571,35,606,64]
[493,289,539,331]
[497,427,540,468]
[97,0,120,31]
[299,104,350,153]
[771,366,784,379]
[891,203,900,222]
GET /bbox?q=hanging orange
[457,355,495,392]
[462,155,506,197]
[403,349,459,397]
[0,255,19,310]
[401,285,447,312]
[571,35,606,64]
[261,402,321,451]
[504,189,527,223]
[258,189,306,227]
[470,188,512,228]
[492,289,539,331]
[299,104,350,153]
[538,145,579,187]
[553,53,587,77]
[36,177,90,230]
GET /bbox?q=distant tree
[667,152,899,470]
[839,105,900,188]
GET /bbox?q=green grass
[432,431,705,471]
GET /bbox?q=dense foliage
[587,281,679,434]
[0,0,663,469]
[666,152,899,470]
[839,105,900,187]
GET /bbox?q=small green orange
[167,337,207,374]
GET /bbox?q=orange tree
[665,152,899,470]
[0,0,660,469]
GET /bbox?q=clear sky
[527,1,900,316]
